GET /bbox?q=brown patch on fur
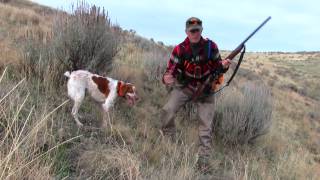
[118,82,134,97]
[92,76,110,97]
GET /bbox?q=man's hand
[163,73,175,86]
[221,59,231,69]
[163,73,176,92]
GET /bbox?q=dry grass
[78,146,140,179]
[0,39,20,66]
[0,2,41,26]
[0,0,320,179]
[0,1,53,67]
[0,68,81,179]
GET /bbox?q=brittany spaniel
[64,70,138,127]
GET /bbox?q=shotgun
[192,16,271,101]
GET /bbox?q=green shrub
[214,82,273,145]
[20,1,120,88]
[52,2,120,74]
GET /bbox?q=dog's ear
[126,84,135,93]
[118,83,129,97]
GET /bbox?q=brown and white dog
[64,70,138,127]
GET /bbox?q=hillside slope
[0,0,319,179]
[0,0,56,66]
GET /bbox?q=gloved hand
[163,73,175,91]
[211,74,224,91]
[163,73,175,86]
[221,59,231,69]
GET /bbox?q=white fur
[64,70,119,127]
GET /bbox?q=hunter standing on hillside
[160,17,231,171]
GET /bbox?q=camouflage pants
[160,88,215,156]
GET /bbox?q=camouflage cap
[186,17,203,31]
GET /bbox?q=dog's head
[117,81,139,106]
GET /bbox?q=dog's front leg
[101,92,116,129]
[100,105,109,128]
[101,106,113,132]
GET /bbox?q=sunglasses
[187,19,202,26]
[189,29,201,33]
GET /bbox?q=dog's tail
[64,71,71,78]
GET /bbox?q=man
[160,17,231,171]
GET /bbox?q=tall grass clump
[0,68,80,179]
[214,82,273,145]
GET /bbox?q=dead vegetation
[0,0,320,179]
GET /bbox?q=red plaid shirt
[163,37,225,91]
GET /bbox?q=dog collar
[117,81,126,97]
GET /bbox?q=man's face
[186,28,202,43]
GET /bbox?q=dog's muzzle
[125,93,139,106]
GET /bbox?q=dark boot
[197,155,211,174]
